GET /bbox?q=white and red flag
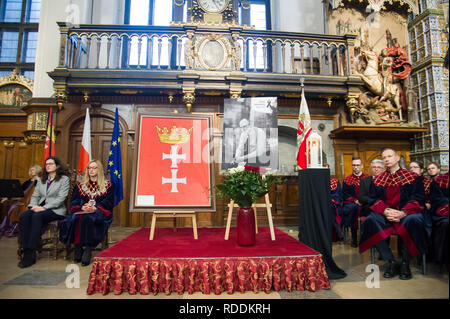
[77,108,91,174]
[296,87,312,169]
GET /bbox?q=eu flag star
[109,161,113,167]
[114,170,118,175]
[112,141,117,146]
[109,151,112,156]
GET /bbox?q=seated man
[341,156,369,247]
[358,159,385,218]
[324,163,343,240]
[429,172,449,268]
[427,162,441,180]
[433,171,448,197]
[359,148,427,280]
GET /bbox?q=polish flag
[296,87,312,169]
[77,108,91,174]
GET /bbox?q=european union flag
[107,108,123,207]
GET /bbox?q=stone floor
[0,225,448,300]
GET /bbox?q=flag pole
[296,77,305,172]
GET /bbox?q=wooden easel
[149,211,198,240]
[224,179,276,241]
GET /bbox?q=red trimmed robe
[429,174,449,265]
[434,172,449,197]
[59,180,114,247]
[330,177,342,227]
[341,173,369,229]
[359,168,427,257]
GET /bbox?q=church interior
[0,0,448,302]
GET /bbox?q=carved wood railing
[57,23,357,76]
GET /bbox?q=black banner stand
[298,168,347,279]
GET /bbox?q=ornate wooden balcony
[48,22,362,108]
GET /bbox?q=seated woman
[1,165,42,204]
[18,157,70,268]
[60,159,114,266]
[0,165,42,237]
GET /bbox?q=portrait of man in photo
[222,97,278,170]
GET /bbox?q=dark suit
[19,175,70,250]
[358,176,373,217]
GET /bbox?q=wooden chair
[41,174,76,260]
[16,174,75,261]
[369,244,427,275]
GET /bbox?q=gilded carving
[229,88,242,99]
[329,5,417,126]
[0,69,34,110]
[182,89,195,112]
[3,141,15,148]
[24,133,46,143]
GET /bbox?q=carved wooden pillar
[345,34,357,75]
[21,98,59,166]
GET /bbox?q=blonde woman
[59,160,114,266]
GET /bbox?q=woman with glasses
[18,157,70,268]
[59,159,114,266]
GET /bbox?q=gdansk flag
[296,87,312,169]
[42,107,55,167]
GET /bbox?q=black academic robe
[60,180,114,247]
[359,168,427,257]
[341,173,369,228]
[434,172,449,198]
[429,180,449,265]
[357,176,373,217]
[330,178,342,227]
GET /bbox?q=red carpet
[87,227,330,295]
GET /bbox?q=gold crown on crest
[156,125,193,144]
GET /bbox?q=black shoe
[383,260,399,278]
[81,247,92,266]
[335,225,344,241]
[399,261,412,280]
[74,245,83,263]
[351,229,358,247]
[18,249,36,268]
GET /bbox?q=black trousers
[19,209,65,250]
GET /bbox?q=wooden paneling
[333,138,414,180]
[343,153,355,178]
[0,139,36,182]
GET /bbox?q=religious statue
[231,35,241,71]
[351,30,413,125]
[184,33,195,70]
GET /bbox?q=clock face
[198,0,228,13]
